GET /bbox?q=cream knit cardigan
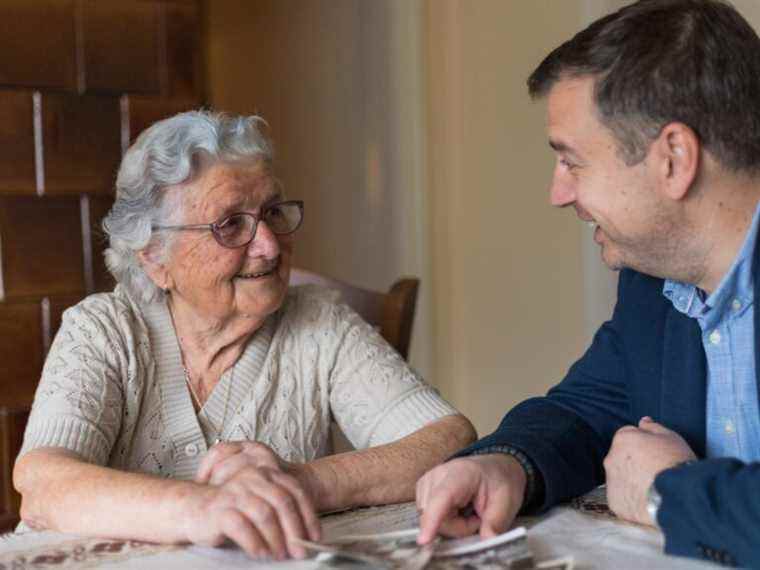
[20,285,458,480]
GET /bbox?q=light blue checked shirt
[663,202,760,462]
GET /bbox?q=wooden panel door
[0,91,36,195]
[0,0,77,90]
[164,1,202,99]
[42,94,121,195]
[0,197,86,299]
[0,302,44,408]
[0,0,204,529]
[82,0,161,94]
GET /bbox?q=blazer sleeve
[458,270,637,512]
[655,459,760,567]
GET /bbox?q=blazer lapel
[752,232,760,414]
[661,307,707,457]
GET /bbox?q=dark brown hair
[529,0,760,172]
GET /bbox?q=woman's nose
[247,220,281,258]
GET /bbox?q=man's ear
[138,247,174,292]
[652,122,700,201]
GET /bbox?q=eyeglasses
[152,200,304,248]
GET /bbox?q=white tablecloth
[0,497,718,569]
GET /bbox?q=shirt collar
[663,200,760,327]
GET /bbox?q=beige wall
[425,1,592,435]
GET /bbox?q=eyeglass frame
[151,199,304,249]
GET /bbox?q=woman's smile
[235,256,280,280]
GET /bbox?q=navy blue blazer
[464,261,760,566]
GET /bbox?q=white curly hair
[102,110,273,304]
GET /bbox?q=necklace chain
[168,300,233,445]
[182,364,233,445]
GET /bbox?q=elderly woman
[13,111,475,559]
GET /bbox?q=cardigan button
[185,443,200,457]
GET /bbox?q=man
[416,0,760,566]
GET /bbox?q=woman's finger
[271,471,321,543]
[242,443,281,470]
[208,453,257,486]
[238,491,289,560]
[196,442,244,483]
[251,476,310,559]
[217,508,269,559]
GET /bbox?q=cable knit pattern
[20,284,458,480]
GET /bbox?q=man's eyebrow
[549,139,572,153]
[549,139,584,161]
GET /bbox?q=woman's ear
[652,122,700,201]
[138,247,174,292]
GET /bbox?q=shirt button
[732,299,742,311]
[709,330,721,345]
[184,443,199,457]
[725,420,735,434]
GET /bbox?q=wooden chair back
[0,0,203,533]
[289,268,420,360]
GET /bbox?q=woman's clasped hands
[183,441,321,560]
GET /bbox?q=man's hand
[190,441,320,559]
[604,417,697,526]
[415,454,527,545]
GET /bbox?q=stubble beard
[606,216,703,283]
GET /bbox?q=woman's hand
[196,441,292,486]
[188,442,321,559]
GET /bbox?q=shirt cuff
[469,444,543,511]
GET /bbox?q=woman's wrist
[290,459,339,512]
[172,480,214,543]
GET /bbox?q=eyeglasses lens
[215,214,255,247]
[264,202,302,234]
[213,203,303,247]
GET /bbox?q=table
[0,488,717,569]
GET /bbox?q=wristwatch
[646,482,662,527]
[647,459,698,527]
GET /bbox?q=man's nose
[549,176,576,207]
[247,220,281,259]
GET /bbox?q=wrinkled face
[547,77,676,274]
[162,160,293,323]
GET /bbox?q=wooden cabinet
[0,0,203,531]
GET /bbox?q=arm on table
[197,415,475,514]
[14,447,319,560]
[298,414,476,512]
